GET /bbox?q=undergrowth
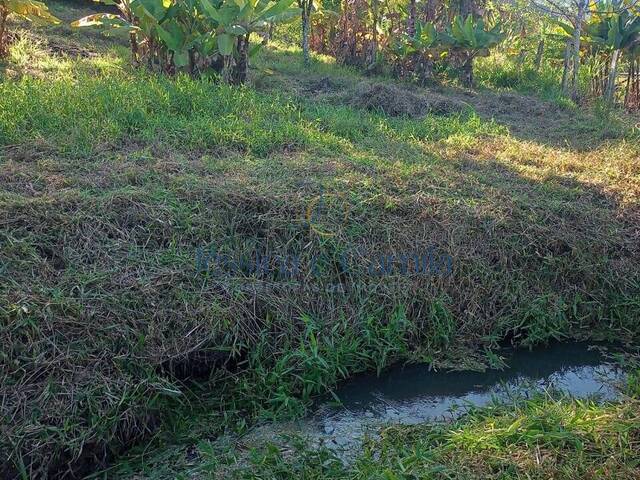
[1,1,639,477]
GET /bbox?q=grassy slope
[1,1,640,477]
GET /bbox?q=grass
[176,393,639,480]
[1,1,640,477]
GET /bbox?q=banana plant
[0,0,60,57]
[394,21,441,84]
[405,20,439,53]
[72,0,173,67]
[74,0,298,82]
[157,0,218,71]
[584,6,640,103]
[439,15,505,87]
[199,0,300,83]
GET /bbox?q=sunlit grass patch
[0,73,310,155]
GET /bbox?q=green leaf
[256,0,296,22]
[267,7,300,23]
[136,0,171,22]
[199,0,223,22]
[173,50,190,67]
[71,13,131,30]
[225,24,247,35]
[156,19,186,51]
[6,0,61,25]
[217,32,234,55]
[249,41,263,57]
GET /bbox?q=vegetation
[0,0,639,478]
[114,390,640,479]
[0,0,59,56]
[71,0,300,82]
[553,0,640,104]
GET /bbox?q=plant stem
[0,7,9,58]
[570,0,587,101]
[561,40,571,95]
[534,39,544,72]
[605,49,620,105]
[301,0,310,66]
[129,31,139,65]
[407,0,416,38]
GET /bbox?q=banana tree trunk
[366,0,379,69]
[416,54,434,85]
[561,39,571,94]
[625,58,638,108]
[0,7,8,58]
[604,49,620,105]
[407,0,416,38]
[262,23,274,46]
[461,53,474,88]
[222,55,233,84]
[421,0,436,22]
[570,0,586,100]
[233,33,250,84]
[301,0,311,66]
[460,0,473,18]
[128,32,139,65]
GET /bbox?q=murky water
[246,343,625,459]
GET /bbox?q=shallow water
[245,343,625,458]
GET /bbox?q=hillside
[1,1,639,477]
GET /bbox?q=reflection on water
[313,343,623,452]
[246,343,625,458]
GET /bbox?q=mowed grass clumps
[2,6,640,477]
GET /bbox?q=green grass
[181,394,639,480]
[1,1,640,477]
[106,369,640,479]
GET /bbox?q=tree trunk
[416,55,434,85]
[458,0,476,87]
[561,40,571,94]
[625,58,639,109]
[459,0,473,18]
[262,23,274,46]
[407,0,417,38]
[233,33,250,84]
[129,31,139,65]
[624,58,633,107]
[534,39,544,72]
[0,8,9,58]
[421,0,436,22]
[188,49,196,76]
[570,0,586,100]
[604,48,620,105]
[301,0,310,66]
[366,0,379,69]
[461,53,474,88]
[222,55,233,84]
